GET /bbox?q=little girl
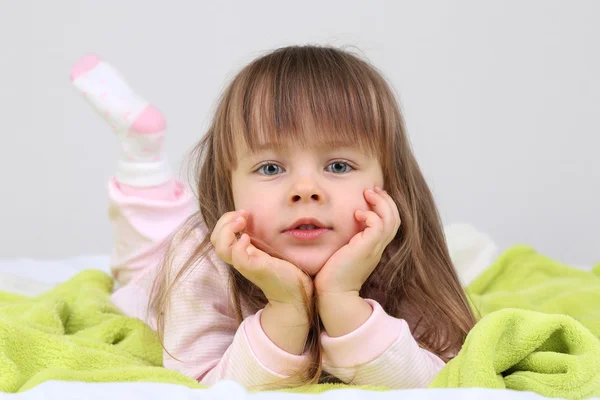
[70,45,476,390]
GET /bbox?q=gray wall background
[1,0,598,265]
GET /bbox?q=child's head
[199,45,409,276]
[156,45,475,385]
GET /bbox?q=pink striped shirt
[107,178,445,389]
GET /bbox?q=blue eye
[326,161,353,174]
[257,163,283,176]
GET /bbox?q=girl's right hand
[210,210,313,306]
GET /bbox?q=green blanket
[0,270,200,392]
[0,245,599,398]
[430,245,600,399]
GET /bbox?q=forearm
[261,302,310,355]
[318,298,445,388]
[317,292,372,337]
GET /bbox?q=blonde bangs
[220,46,391,167]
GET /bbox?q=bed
[0,225,597,400]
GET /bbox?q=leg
[71,54,171,187]
[107,178,195,287]
[70,54,196,288]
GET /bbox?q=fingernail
[236,217,244,222]
[374,186,381,191]
[367,188,374,193]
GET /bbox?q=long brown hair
[150,45,476,388]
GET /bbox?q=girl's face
[231,140,384,276]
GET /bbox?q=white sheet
[0,254,111,296]
[3,379,592,400]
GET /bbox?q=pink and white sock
[71,54,171,187]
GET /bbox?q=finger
[354,209,384,243]
[242,241,275,274]
[210,210,247,243]
[231,233,253,270]
[212,216,248,263]
[359,207,399,257]
[231,235,276,286]
[210,212,236,240]
[374,187,401,232]
[364,189,395,231]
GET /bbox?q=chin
[301,263,325,277]
[285,252,332,277]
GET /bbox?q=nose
[289,176,324,204]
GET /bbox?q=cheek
[236,196,278,237]
[232,175,276,239]
[335,192,370,236]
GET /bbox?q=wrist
[261,301,311,355]
[265,300,311,325]
[316,290,359,308]
[317,292,372,337]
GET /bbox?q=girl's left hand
[314,186,401,296]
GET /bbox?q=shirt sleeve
[320,299,446,388]
[162,234,309,388]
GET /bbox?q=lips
[296,224,318,230]
[283,218,332,240]
[284,218,328,232]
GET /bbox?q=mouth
[283,218,332,240]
